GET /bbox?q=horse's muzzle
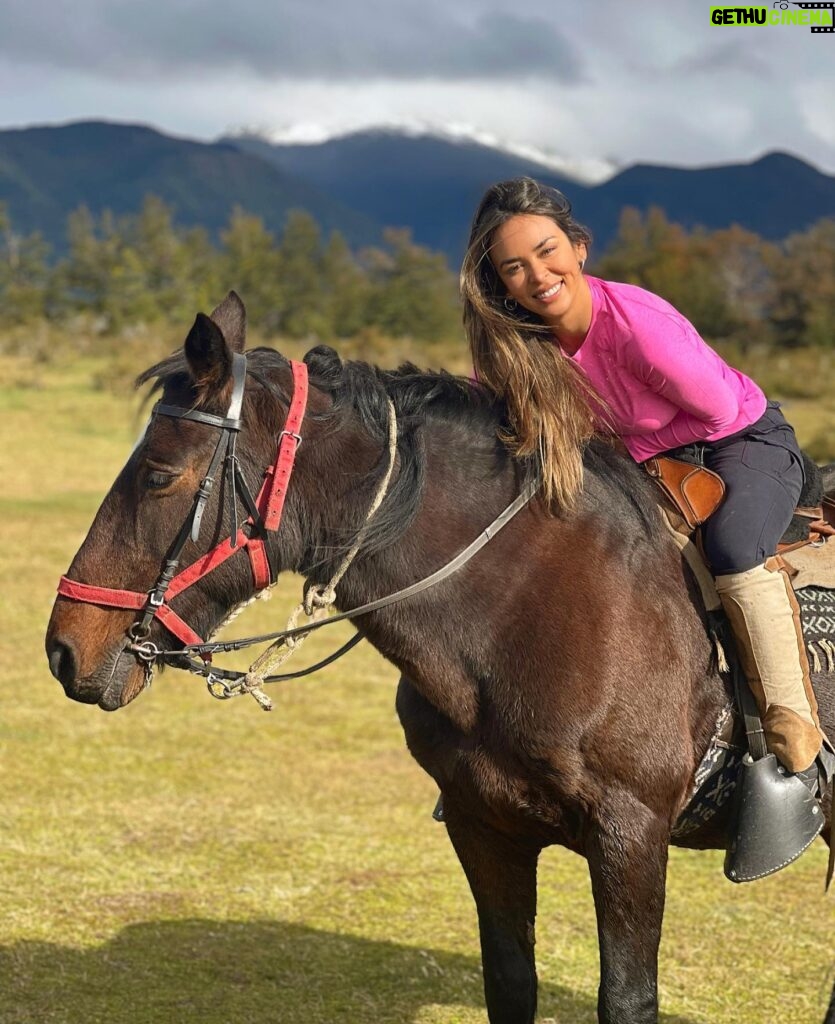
[45,602,146,710]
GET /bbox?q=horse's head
[45,292,316,710]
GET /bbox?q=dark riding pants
[693,403,804,575]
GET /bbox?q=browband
[155,405,242,431]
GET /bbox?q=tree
[319,230,370,338]
[365,229,459,342]
[220,207,282,332]
[275,210,329,339]
[708,224,778,348]
[765,218,835,348]
[0,202,50,322]
[595,207,734,339]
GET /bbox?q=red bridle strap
[57,357,309,646]
[245,360,307,584]
[57,576,206,648]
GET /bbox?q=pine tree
[220,207,282,333]
[0,202,50,322]
[365,229,459,342]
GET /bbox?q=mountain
[228,131,835,262]
[596,151,835,245]
[226,129,589,261]
[0,120,382,253]
[255,121,619,185]
[1,120,834,267]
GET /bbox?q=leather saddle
[645,452,835,547]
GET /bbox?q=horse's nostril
[47,638,78,688]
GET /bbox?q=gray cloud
[0,0,833,176]
[0,1,585,81]
[668,39,773,78]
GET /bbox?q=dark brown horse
[46,295,835,1024]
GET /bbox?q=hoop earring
[579,259,585,271]
[504,297,518,312]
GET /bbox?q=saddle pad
[797,585,835,674]
[783,535,835,590]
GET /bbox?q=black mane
[136,343,660,561]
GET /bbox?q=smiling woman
[461,175,830,790]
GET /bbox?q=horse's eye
[146,471,176,491]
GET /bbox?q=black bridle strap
[153,353,250,547]
[135,352,249,631]
[155,406,242,431]
[189,428,234,543]
[218,354,247,544]
[177,632,367,686]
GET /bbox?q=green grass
[2,350,835,1024]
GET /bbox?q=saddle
[644,456,724,530]
[645,452,835,546]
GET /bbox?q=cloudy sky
[1,0,833,177]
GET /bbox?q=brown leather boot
[715,559,823,773]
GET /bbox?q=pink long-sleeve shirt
[568,276,767,463]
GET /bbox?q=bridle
[57,352,309,674]
[56,351,539,706]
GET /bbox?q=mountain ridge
[1,120,833,265]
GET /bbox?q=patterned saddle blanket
[784,539,835,672]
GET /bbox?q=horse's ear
[184,312,233,391]
[209,291,246,354]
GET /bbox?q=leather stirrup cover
[645,457,726,530]
[724,753,823,883]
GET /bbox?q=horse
[45,293,835,1024]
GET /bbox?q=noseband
[57,353,309,670]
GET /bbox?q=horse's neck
[291,418,507,721]
[300,423,703,731]
[321,417,518,598]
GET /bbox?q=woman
[461,176,824,778]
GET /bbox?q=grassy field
[3,347,835,1024]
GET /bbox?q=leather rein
[56,353,538,702]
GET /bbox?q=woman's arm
[624,316,743,450]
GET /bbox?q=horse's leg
[444,805,540,1024]
[822,822,835,1024]
[585,801,670,1024]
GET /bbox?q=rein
[56,352,539,709]
[159,478,539,705]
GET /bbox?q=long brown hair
[461,177,602,513]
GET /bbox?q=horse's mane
[137,344,661,559]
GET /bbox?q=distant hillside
[228,130,585,261]
[0,121,382,253]
[229,131,835,261]
[2,121,834,267]
[597,151,835,244]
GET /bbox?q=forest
[2,196,833,353]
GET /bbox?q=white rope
[823,639,835,673]
[240,398,399,708]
